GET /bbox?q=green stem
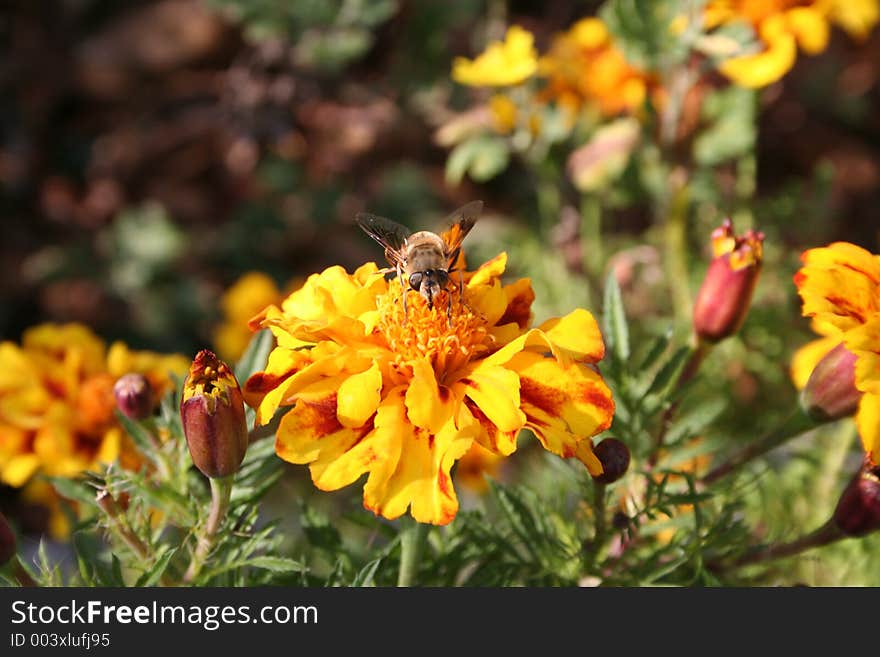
[397,519,429,587]
[662,180,692,324]
[590,480,608,559]
[702,410,820,485]
[712,519,844,572]
[184,475,233,584]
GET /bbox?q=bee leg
[447,293,453,326]
[397,267,408,324]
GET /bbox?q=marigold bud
[113,373,154,420]
[800,342,861,422]
[693,219,764,343]
[0,511,15,566]
[591,438,631,484]
[181,350,248,479]
[833,461,880,537]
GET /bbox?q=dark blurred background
[1,0,878,356]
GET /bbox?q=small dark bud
[0,511,16,566]
[113,373,154,420]
[612,511,630,530]
[833,461,880,537]
[591,438,631,484]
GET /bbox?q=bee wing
[355,212,412,268]
[439,200,483,267]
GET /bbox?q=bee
[356,200,483,322]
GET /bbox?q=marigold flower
[245,254,615,525]
[692,219,764,343]
[539,18,651,118]
[708,0,879,88]
[452,26,539,87]
[794,242,880,462]
[0,323,188,487]
[181,350,249,479]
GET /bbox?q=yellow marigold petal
[489,94,518,133]
[569,17,609,48]
[466,279,508,327]
[94,427,122,465]
[795,242,880,333]
[786,7,830,54]
[510,351,614,458]
[275,393,370,470]
[370,397,474,526]
[454,364,525,434]
[455,442,503,494]
[467,252,508,287]
[337,362,383,428]
[828,0,880,40]
[844,315,880,395]
[457,398,519,456]
[539,308,606,363]
[405,359,454,434]
[452,25,538,87]
[857,392,880,463]
[574,439,603,476]
[1,454,41,487]
[719,29,796,88]
[790,337,841,390]
[499,278,535,329]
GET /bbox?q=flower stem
[184,475,233,584]
[712,519,844,573]
[397,519,429,587]
[590,480,608,558]
[580,194,603,278]
[702,410,819,485]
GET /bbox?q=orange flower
[245,253,615,525]
[0,323,188,487]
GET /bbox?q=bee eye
[409,272,423,290]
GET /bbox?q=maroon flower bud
[180,350,248,479]
[591,438,631,484]
[693,219,764,343]
[0,511,15,566]
[800,342,861,422]
[113,373,154,420]
[833,461,880,537]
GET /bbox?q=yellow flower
[245,254,615,525]
[538,18,650,118]
[710,0,879,88]
[213,272,286,362]
[452,26,539,87]
[793,242,880,462]
[0,323,188,487]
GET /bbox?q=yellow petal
[457,398,520,456]
[337,362,383,428]
[452,26,538,87]
[856,392,880,463]
[719,30,796,88]
[844,315,880,395]
[466,279,508,327]
[539,308,606,363]
[499,278,535,329]
[790,337,840,390]
[786,7,830,54]
[467,252,508,287]
[453,364,525,433]
[828,0,880,40]
[405,359,454,434]
[796,242,880,333]
[509,351,614,458]
[370,394,475,525]
[1,453,41,487]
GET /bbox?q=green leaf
[446,136,510,185]
[203,557,306,580]
[693,86,757,166]
[300,502,343,552]
[350,558,383,586]
[114,410,160,462]
[603,272,630,362]
[637,328,673,371]
[641,346,692,402]
[135,547,178,587]
[44,476,99,508]
[234,328,275,384]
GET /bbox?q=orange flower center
[377,280,494,381]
